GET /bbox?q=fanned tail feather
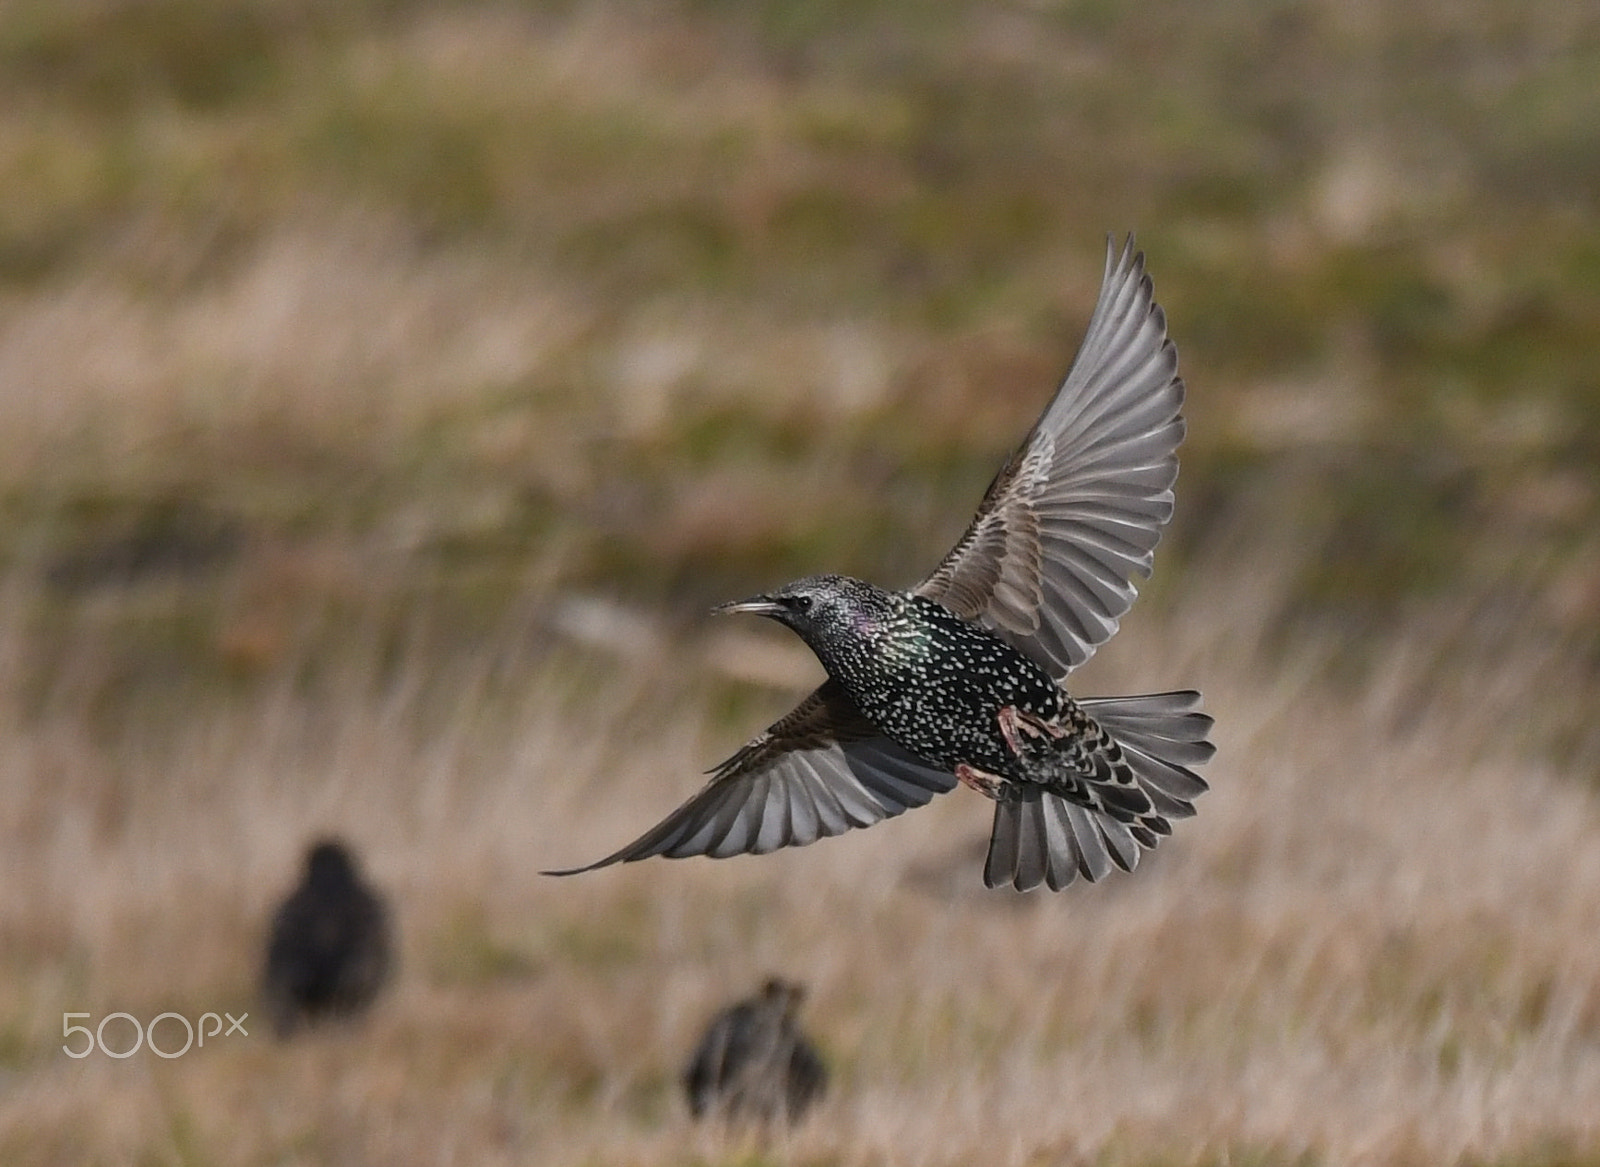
[984,690,1214,891]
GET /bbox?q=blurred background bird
[684,978,828,1126]
[262,838,393,1038]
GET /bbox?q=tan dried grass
[1,582,1597,1166]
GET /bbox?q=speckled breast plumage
[818,592,1072,782]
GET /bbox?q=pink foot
[997,706,1066,757]
[955,762,1006,801]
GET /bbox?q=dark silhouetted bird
[262,838,392,1036]
[545,237,1215,891]
[684,978,828,1125]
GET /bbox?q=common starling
[262,838,393,1036]
[684,978,828,1125]
[546,237,1215,891]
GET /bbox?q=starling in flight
[547,237,1214,891]
[684,978,828,1125]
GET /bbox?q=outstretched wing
[543,681,956,874]
[916,236,1186,678]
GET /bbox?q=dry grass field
[1,0,1599,1164]
[3,588,1600,1166]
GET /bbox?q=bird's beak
[712,594,786,618]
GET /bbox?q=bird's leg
[955,762,1007,801]
[997,705,1066,758]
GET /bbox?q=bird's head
[759,977,807,1015]
[305,839,359,888]
[713,574,891,647]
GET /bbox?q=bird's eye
[792,594,813,614]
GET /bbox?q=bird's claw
[955,762,1007,801]
[997,705,1066,757]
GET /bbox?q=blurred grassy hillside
[0,0,1597,710]
[5,5,1600,1166]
